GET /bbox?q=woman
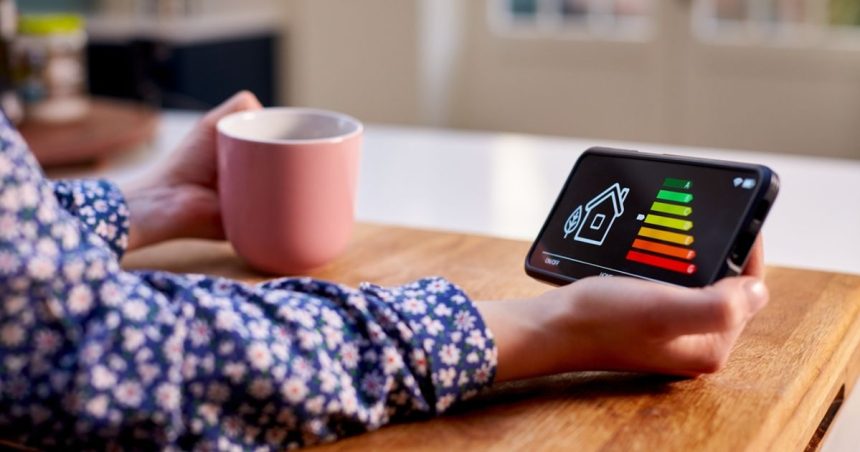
[0,92,768,450]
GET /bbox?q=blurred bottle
[137,0,193,20]
[14,14,89,123]
[94,0,135,18]
[0,0,23,123]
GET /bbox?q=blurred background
[2,0,860,159]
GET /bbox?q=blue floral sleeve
[52,179,130,259]
[0,114,498,450]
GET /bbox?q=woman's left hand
[479,236,769,382]
[121,91,262,251]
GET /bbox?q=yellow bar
[644,214,693,231]
[651,201,692,217]
[638,226,694,246]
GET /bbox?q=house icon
[573,182,630,246]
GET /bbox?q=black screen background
[528,152,762,287]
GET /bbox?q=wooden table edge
[763,287,860,451]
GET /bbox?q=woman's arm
[0,104,496,450]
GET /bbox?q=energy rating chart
[626,177,697,275]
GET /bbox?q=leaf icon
[564,205,582,239]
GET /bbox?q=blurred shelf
[86,11,282,44]
[19,98,158,167]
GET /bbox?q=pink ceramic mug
[216,108,362,274]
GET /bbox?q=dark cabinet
[88,32,279,109]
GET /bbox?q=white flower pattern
[0,114,497,450]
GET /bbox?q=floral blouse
[0,115,498,450]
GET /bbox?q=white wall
[451,1,668,144]
[284,0,423,124]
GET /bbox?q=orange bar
[632,238,696,260]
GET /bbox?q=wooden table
[123,223,860,451]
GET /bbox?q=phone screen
[527,151,768,287]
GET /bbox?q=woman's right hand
[121,91,263,251]
[478,237,769,382]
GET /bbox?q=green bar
[663,178,692,190]
[656,190,693,203]
[651,201,692,217]
[644,214,693,231]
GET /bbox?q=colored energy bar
[644,214,693,231]
[663,178,692,189]
[631,238,696,260]
[650,201,692,217]
[626,250,697,275]
[638,226,694,245]
[656,190,693,203]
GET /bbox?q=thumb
[202,91,263,128]
[711,276,769,315]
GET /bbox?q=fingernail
[744,280,768,312]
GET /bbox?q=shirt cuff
[361,276,498,413]
[51,179,130,259]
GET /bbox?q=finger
[202,90,263,127]
[576,276,768,338]
[742,234,765,278]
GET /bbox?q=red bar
[626,250,697,275]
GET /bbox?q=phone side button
[748,219,763,235]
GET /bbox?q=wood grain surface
[123,223,860,451]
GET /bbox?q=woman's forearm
[475,295,595,382]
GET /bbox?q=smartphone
[525,147,779,288]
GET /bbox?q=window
[478,0,860,158]
[831,0,860,26]
[494,0,653,39]
[693,0,860,43]
[590,213,606,230]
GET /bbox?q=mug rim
[217,107,364,145]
